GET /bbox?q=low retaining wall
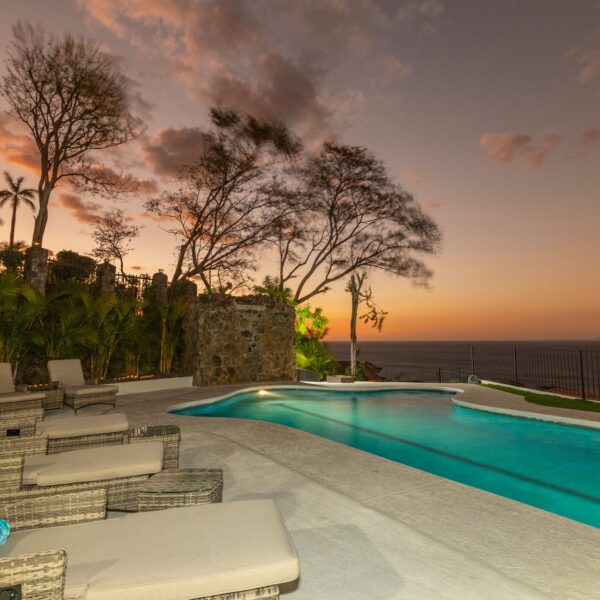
[115,376,193,395]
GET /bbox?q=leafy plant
[38,288,97,360]
[49,250,97,285]
[0,275,46,375]
[296,338,337,379]
[84,293,138,381]
[295,304,337,379]
[254,276,295,305]
[159,300,187,377]
[0,244,25,273]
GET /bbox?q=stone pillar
[171,278,198,300]
[151,270,169,304]
[24,245,49,294]
[96,261,116,295]
[184,296,296,386]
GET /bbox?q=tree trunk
[32,185,51,245]
[9,199,17,248]
[348,272,367,378]
[350,280,359,377]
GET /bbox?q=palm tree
[0,172,36,248]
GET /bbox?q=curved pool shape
[172,387,600,527]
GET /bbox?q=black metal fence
[378,345,600,400]
[115,272,151,300]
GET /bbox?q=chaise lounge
[0,363,46,430]
[48,359,118,412]
[2,438,172,511]
[0,490,300,600]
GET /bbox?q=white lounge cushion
[36,413,129,439]
[23,441,163,486]
[64,384,118,397]
[3,500,300,600]
[0,362,15,393]
[48,359,86,387]
[0,391,46,404]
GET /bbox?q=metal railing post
[470,345,475,374]
[579,350,586,400]
[513,347,518,385]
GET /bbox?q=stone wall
[185,295,296,386]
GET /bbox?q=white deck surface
[94,383,600,599]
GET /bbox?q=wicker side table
[136,468,223,511]
[25,385,64,411]
[128,425,181,470]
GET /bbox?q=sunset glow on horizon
[1,0,599,341]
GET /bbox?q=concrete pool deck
[107,383,599,599]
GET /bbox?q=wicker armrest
[128,424,181,470]
[0,549,67,599]
[0,433,48,459]
[0,456,23,491]
[0,407,45,431]
[0,489,107,532]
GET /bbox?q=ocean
[325,340,600,398]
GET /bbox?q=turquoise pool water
[172,387,600,527]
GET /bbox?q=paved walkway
[108,383,599,600]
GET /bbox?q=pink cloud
[58,193,106,225]
[140,127,210,176]
[479,132,560,169]
[404,166,426,186]
[0,114,39,174]
[568,27,600,84]
[77,0,412,140]
[578,128,600,147]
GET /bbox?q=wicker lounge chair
[0,362,46,421]
[2,439,170,511]
[47,359,118,412]
[0,490,299,600]
[0,418,180,465]
[36,412,130,453]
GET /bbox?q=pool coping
[169,380,600,430]
[168,382,464,412]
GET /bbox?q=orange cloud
[58,193,105,225]
[0,114,38,174]
[480,132,560,169]
[578,127,600,148]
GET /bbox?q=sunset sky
[1,0,599,341]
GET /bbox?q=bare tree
[0,23,141,245]
[146,107,300,290]
[91,210,140,275]
[271,142,442,304]
[346,272,388,377]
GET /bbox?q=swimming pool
[172,386,600,527]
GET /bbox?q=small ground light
[258,390,269,396]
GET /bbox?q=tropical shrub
[0,246,25,273]
[0,274,189,383]
[49,250,97,284]
[295,304,337,380]
[0,275,46,376]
